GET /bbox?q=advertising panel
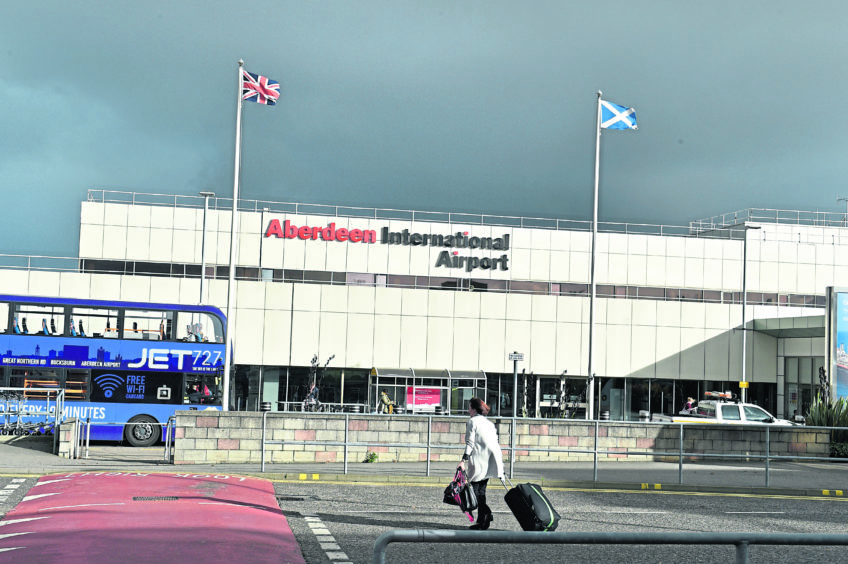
[835,291,848,399]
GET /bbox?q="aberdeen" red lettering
[264,220,376,244]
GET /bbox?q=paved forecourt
[0,472,305,563]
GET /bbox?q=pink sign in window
[407,387,440,405]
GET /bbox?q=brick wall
[171,412,832,465]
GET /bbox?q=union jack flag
[241,69,280,106]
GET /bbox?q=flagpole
[587,91,602,420]
[222,59,244,411]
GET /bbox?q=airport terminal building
[0,191,836,419]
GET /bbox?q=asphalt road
[272,480,848,564]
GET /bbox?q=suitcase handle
[500,476,514,490]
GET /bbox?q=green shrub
[362,450,378,463]
[830,443,848,458]
[807,398,848,448]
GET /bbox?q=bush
[362,450,378,463]
[807,398,848,450]
[830,443,848,458]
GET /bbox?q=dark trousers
[471,479,491,521]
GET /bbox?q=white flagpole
[222,60,244,411]
[587,91,602,420]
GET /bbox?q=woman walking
[458,397,504,530]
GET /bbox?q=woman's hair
[469,397,490,416]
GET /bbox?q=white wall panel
[550,250,569,280]
[318,311,348,363]
[529,321,556,374]
[150,206,174,229]
[149,277,181,303]
[555,322,583,376]
[556,296,584,324]
[237,233,261,267]
[261,237,284,269]
[290,310,321,366]
[569,251,590,283]
[428,290,454,317]
[529,249,550,281]
[79,225,104,259]
[626,254,647,286]
[425,316,453,367]
[630,326,656,376]
[58,272,91,298]
[282,238,306,270]
[321,285,348,313]
[173,230,198,263]
[88,273,120,301]
[453,317,480,369]
[656,301,681,327]
[80,201,104,225]
[646,255,666,287]
[704,329,730,379]
[102,226,128,260]
[655,326,681,379]
[480,292,507,319]
[702,258,722,289]
[479,318,506,372]
[531,294,556,322]
[120,276,150,301]
[504,321,531,368]
[453,291,480,319]
[399,315,428,367]
[265,283,292,311]
[665,257,684,287]
[237,281,266,310]
[607,254,628,284]
[348,285,375,315]
[510,249,531,278]
[261,308,291,366]
[374,315,401,367]
[387,245,412,274]
[631,300,656,326]
[149,228,173,263]
[345,313,375,368]
[680,302,705,329]
[506,293,532,321]
[292,283,321,312]
[179,278,201,305]
[104,203,129,226]
[28,272,61,297]
[375,287,402,316]
[606,299,631,326]
[604,324,630,376]
[680,327,706,378]
[234,307,264,362]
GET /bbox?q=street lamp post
[741,224,762,403]
[198,191,215,305]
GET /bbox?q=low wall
[171,412,831,466]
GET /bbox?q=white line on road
[725,512,786,514]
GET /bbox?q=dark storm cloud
[2,0,847,256]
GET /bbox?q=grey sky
[2,1,846,257]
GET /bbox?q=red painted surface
[0,472,305,564]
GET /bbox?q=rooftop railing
[691,208,848,231]
[87,189,747,240]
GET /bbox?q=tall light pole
[741,224,762,403]
[198,191,215,305]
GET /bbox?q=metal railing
[163,416,177,462]
[258,413,840,486]
[372,530,848,564]
[86,189,751,240]
[691,207,848,231]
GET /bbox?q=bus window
[175,312,224,343]
[65,369,88,400]
[122,309,169,341]
[71,307,119,338]
[185,374,222,405]
[19,369,61,399]
[14,304,65,336]
[0,301,8,333]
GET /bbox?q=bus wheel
[125,415,160,447]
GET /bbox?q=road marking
[0,547,25,553]
[38,503,125,511]
[303,514,351,563]
[725,511,786,514]
[21,493,61,502]
[0,517,48,527]
[32,479,70,487]
[0,532,31,541]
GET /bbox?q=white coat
[463,415,504,482]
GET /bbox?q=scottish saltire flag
[241,69,281,105]
[600,100,637,130]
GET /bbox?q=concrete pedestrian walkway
[2,437,847,497]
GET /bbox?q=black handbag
[443,468,478,512]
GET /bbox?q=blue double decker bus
[0,294,226,446]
